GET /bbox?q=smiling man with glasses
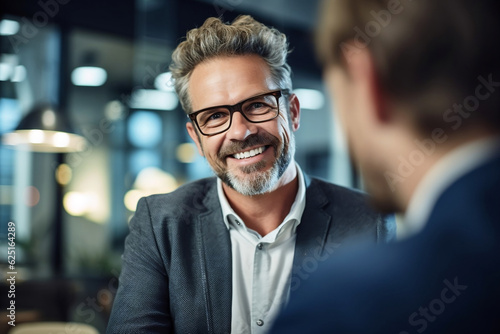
[108,15,395,334]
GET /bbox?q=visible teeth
[233,146,265,160]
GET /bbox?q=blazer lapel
[196,180,232,334]
[291,176,333,292]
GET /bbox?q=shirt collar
[403,136,500,239]
[217,162,307,236]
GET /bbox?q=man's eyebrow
[193,90,276,112]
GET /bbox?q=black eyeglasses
[188,89,289,136]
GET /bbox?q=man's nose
[225,111,257,141]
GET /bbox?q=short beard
[215,132,295,196]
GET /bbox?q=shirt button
[256,319,264,326]
[235,220,241,225]
[257,243,263,250]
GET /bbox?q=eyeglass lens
[196,93,279,135]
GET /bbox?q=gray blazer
[107,175,395,334]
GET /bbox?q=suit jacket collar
[196,179,232,334]
[404,136,500,238]
[291,176,333,289]
[194,175,333,332]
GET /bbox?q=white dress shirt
[403,136,500,239]
[217,163,306,334]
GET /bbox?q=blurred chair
[9,322,98,334]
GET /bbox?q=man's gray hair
[170,15,292,114]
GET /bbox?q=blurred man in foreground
[271,0,500,333]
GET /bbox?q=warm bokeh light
[124,167,179,212]
[63,191,99,219]
[124,189,144,212]
[3,130,87,153]
[64,192,88,216]
[28,129,45,144]
[104,100,125,121]
[41,109,56,127]
[53,132,70,148]
[134,167,177,191]
[176,143,198,163]
[55,163,73,186]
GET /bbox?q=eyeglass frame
[187,89,290,136]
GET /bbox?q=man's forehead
[188,55,276,111]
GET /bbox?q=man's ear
[186,121,204,156]
[344,44,389,124]
[288,93,301,131]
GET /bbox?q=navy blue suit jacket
[271,152,500,333]
[107,175,395,333]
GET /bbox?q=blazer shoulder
[147,177,215,201]
[307,176,396,242]
[141,177,217,215]
[308,176,368,205]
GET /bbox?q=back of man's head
[317,0,500,135]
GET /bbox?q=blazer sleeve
[107,197,172,333]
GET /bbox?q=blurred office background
[0,0,353,332]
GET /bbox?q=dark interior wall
[1,0,322,76]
